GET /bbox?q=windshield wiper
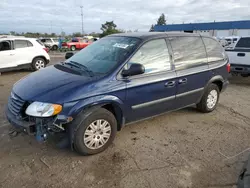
[64,61,94,77]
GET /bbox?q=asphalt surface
[0,53,250,188]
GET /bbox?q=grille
[8,92,25,116]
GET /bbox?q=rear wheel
[70,45,76,51]
[32,57,46,71]
[52,45,58,51]
[197,84,220,113]
[72,108,117,155]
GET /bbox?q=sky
[0,0,250,34]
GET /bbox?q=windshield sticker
[113,43,129,49]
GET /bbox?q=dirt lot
[0,55,250,188]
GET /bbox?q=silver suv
[40,38,59,50]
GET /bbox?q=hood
[13,65,95,103]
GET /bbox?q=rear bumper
[221,80,229,92]
[230,64,250,74]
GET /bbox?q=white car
[0,38,50,73]
[40,38,59,50]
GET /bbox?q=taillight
[43,48,49,53]
[227,63,230,73]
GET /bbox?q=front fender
[62,95,125,117]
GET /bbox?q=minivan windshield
[65,36,141,75]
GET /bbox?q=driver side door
[123,38,177,123]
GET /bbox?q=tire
[70,45,76,51]
[197,83,220,113]
[52,45,58,51]
[31,57,46,71]
[71,108,117,155]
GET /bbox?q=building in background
[153,20,250,37]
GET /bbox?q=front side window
[128,39,171,74]
[0,40,11,51]
[66,36,141,74]
[203,37,224,63]
[15,40,29,49]
[170,36,207,70]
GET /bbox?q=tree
[149,24,155,31]
[157,13,167,25]
[100,21,122,37]
[72,32,82,37]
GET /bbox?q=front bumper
[5,105,35,135]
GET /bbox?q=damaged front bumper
[5,106,72,141]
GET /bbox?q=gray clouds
[0,0,249,33]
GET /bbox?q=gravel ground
[0,55,250,188]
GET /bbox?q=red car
[62,37,92,51]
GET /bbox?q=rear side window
[235,37,250,48]
[15,40,33,49]
[36,40,44,46]
[202,37,224,63]
[169,36,207,70]
[129,39,171,74]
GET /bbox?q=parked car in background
[62,37,92,51]
[0,38,50,72]
[40,38,59,51]
[226,36,250,77]
[5,32,229,155]
[224,36,240,50]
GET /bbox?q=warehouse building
[153,20,250,37]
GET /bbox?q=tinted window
[128,39,171,74]
[66,37,140,74]
[170,36,207,70]
[203,37,224,62]
[0,40,11,51]
[15,40,29,48]
[27,41,33,47]
[236,37,250,48]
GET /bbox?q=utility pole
[80,6,84,36]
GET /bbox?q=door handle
[10,53,15,56]
[165,81,175,88]
[237,53,245,57]
[178,78,187,84]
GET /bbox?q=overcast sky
[0,0,249,34]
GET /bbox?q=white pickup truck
[226,37,250,77]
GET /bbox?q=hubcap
[83,119,111,150]
[207,90,218,109]
[35,60,45,70]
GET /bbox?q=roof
[109,32,200,40]
[0,37,38,42]
[154,20,250,31]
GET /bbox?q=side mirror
[65,52,74,59]
[122,63,145,77]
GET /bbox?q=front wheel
[197,84,220,113]
[72,108,117,155]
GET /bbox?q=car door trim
[176,87,204,98]
[132,95,175,110]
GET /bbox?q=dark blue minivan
[6,32,229,155]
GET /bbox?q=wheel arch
[68,95,125,131]
[32,55,48,64]
[206,75,224,91]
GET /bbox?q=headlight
[25,102,62,117]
